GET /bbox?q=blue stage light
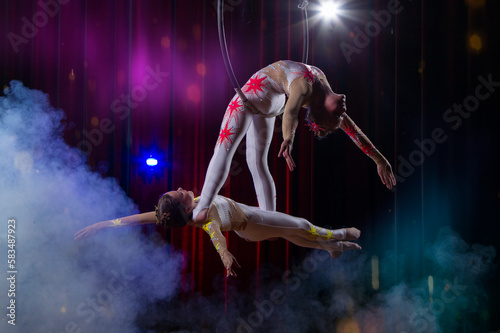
[146,156,158,167]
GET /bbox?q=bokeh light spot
[117,69,126,86]
[91,116,99,127]
[187,84,200,104]
[177,38,188,51]
[418,61,425,74]
[197,63,207,76]
[193,24,201,40]
[468,0,485,8]
[87,79,96,93]
[337,318,361,333]
[469,34,482,51]
[161,36,170,49]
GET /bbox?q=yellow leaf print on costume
[307,225,336,240]
[110,218,124,227]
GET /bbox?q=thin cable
[298,0,309,64]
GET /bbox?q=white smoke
[0,81,183,333]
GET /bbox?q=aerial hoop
[217,0,311,103]
[217,0,248,103]
[298,0,310,64]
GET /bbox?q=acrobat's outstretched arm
[74,212,156,241]
[202,220,240,277]
[279,79,312,171]
[339,114,396,190]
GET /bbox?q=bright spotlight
[146,156,158,167]
[321,2,339,20]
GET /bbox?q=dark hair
[305,80,332,139]
[156,193,192,228]
[305,109,332,139]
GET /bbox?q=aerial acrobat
[191,1,396,222]
[75,188,362,277]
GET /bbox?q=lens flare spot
[69,69,75,81]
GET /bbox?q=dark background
[1,0,499,332]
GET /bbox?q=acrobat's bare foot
[329,241,362,258]
[344,227,361,241]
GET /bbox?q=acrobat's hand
[220,249,241,278]
[377,161,396,190]
[278,139,296,172]
[74,222,106,241]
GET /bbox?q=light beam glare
[321,1,339,20]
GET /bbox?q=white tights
[236,204,348,253]
[194,95,279,218]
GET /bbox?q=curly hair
[156,193,192,228]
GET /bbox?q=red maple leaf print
[301,69,315,83]
[216,122,236,150]
[244,74,266,95]
[345,124,374,156]
[223,97,243,127]
[305,122,325,136]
